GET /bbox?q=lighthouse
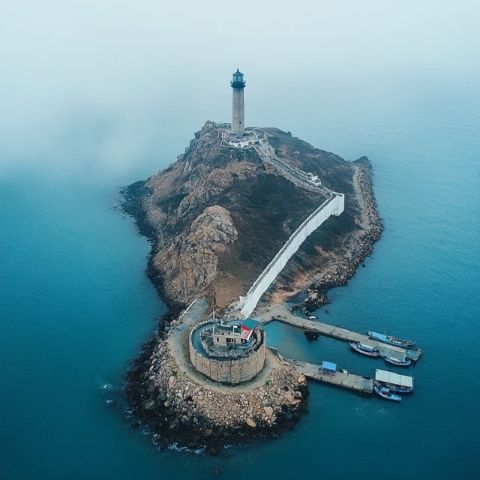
[231,69,246,135]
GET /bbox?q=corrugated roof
[322,361,337,371]
[375,369,413,388]
[370,331,388,342]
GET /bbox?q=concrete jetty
[294,359,374,394]
[273,352,374,394]
[259,309,422,362]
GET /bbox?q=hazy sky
[1,1,479,177]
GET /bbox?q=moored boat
[368,331,415,348]
[374,386,402,402]
[384,356,411,367]
[349,342,380,357]
[376,383,413,394]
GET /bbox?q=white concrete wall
[231,88,245,135]
[239,193,345,318]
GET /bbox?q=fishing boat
[368,331,415,348]
[374,386,402,402]
[384,356,411,367]
[349,342,380,357]
[386,384,413,394]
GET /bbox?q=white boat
[374,386,402,402]
[384,356,411,367]
[349,342,380,357]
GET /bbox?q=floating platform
[260,312,422,362]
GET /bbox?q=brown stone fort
[189,321,266,384]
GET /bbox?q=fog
[1,0,479,179]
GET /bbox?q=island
[121,70,382,453]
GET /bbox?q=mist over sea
[1,2,480,479]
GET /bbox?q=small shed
[375,369,413,389]
[321,361,337,375]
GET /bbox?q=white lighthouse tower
[231,69,246,135]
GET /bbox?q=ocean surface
[1,84,479,479]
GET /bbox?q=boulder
[284,392,295,403]
[263,406,274,416]
[246,418,256,428]
[144,400,155,410]
[297,374,306,384]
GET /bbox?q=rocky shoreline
[125,324,308,454]
[284,160,383,313]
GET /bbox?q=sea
[1,79,479,479]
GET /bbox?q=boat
[349,342,380,357]
[382,384,413,394]
[384,356,411,367]
[374,386,402,402]
[368,331,415,348]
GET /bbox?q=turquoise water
[1,87,479,479]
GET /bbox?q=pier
[259,309,422,362]
[292,359,374,394]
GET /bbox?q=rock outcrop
[152,205,238,300]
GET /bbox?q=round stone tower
[231,69,246,135]
[189,320,266,385]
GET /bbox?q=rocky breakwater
[125,327,308,453]
[301,159,383,311]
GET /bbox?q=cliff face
[123,121,379,310]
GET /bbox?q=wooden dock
[259,311,422,362]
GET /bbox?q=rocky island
[121,71,382,453]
